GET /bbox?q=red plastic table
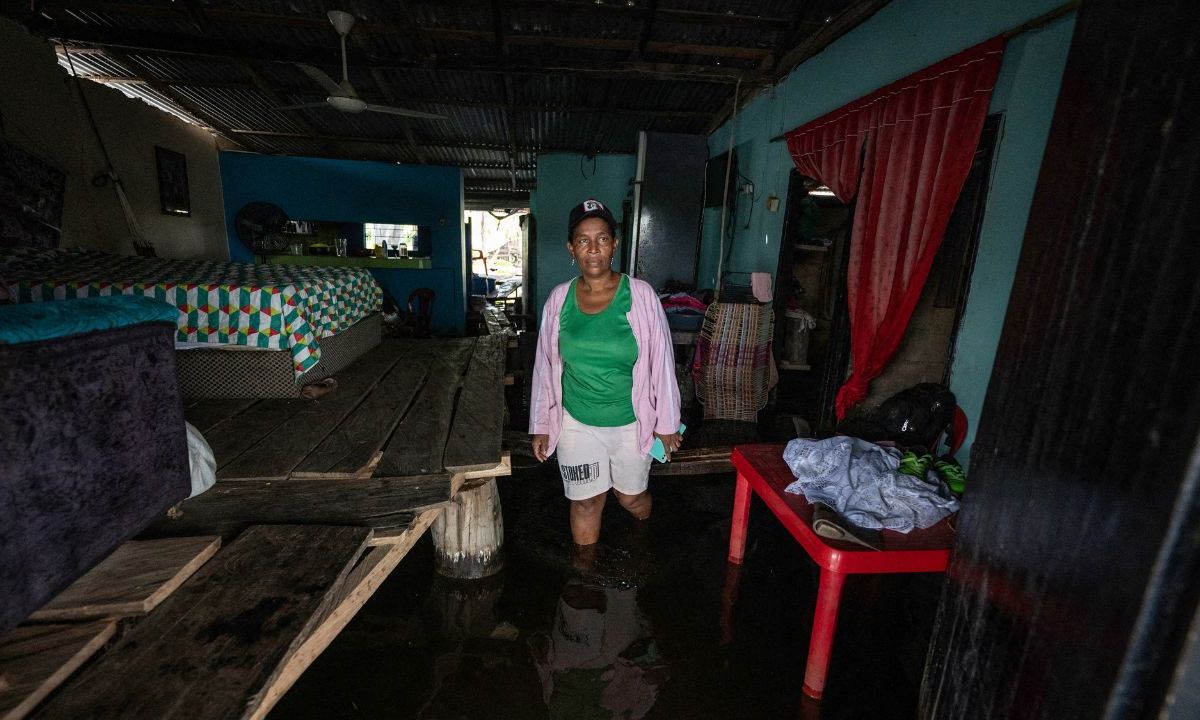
[727,443,956,700]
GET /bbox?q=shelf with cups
[264,254,432,269]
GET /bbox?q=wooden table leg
[803,568,847,700]
[727,473,752,564]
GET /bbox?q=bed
[0,247,383,398]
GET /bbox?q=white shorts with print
[556,412,653,501]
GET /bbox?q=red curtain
[784,38,1005,419]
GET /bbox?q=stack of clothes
[658,291,708,331]
[783,383,969,535]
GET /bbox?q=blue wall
[948,16,1075,468]
[219,152,466,334]
[529,153,636,318]
[701,0,1076,467]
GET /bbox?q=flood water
[272,458,941,719]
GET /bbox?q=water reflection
[529,579,668,719]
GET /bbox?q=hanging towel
[750,272,773,303]
[782,437,959,532]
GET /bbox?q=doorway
[465,209,527,316]
[772,115,1001,433]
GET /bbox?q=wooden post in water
[431,477,504,579]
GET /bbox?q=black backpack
[837,383,956,448]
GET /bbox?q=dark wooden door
[921,2,1200,719]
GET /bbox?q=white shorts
[556,412,653,501]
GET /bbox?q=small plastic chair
[407,287,435,338]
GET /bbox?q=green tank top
[559,274,638,427]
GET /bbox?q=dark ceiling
[8,0,888,208]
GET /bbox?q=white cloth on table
[782,437,959,533]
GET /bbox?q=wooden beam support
[49,2,774,61]
[245,509,441,719]
[97,49,245,145]
[493,0,520,192]
[370,67,430,164]
[71,70,716,117]
[35,19,749,82]
[704,0,891,135]
[589,79,619,157]
[511,0,790,29]
[221,130,603,154]
[178,0,207,34]
[236,60,329,152]
[395,0,437,58]
[631,0,659,61]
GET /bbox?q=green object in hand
[649,424,687,463]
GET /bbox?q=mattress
[176,311,382,399]
[1,247,383,378]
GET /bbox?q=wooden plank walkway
[28,537,220,622]
[182,338,510,485]
[144,475,452,544]
[0,621,116,720]
[33,525,370,720]
[3,338,513,719]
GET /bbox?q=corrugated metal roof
[22,0,875,205]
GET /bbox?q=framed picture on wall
[154,146,190,216]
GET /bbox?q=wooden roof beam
[236,60,331,152]
[704,0,892,135]
[97,49,242,146]
[43,3,771,61]
[630,0,658,62]
[36,20,748,83]
[225,129,623,156]
[69,69,718,117]
[495,0,792,29]
[370,67,430,164]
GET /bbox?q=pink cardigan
[529,276,682,456]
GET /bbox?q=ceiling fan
[279,11,446,120]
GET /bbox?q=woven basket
[693,302,774,422]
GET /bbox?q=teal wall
[948,15,1075,468]
[529,153,636,318]
[702,0,1076,468]
[219,152,466,334]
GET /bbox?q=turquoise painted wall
[219,152,466,334]
[948,16,1076,468]
[530,153,636,318]
[702,0,1076,468]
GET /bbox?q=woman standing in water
[529,198,682,550]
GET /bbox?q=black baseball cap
[568,198,618,238]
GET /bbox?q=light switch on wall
[766,196,780,212]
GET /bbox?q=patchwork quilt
[1,247,382,377]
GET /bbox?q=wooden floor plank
[141,475,452,543]
[247,507,441,719]
[184,398,259,435]
[374,338,476,477]
[292,341,434,478]
[443,335,507,474]
[29,537,221,623]
[204,398,310,472]
[0,621,117,720]
[218,344,410,481]
[649,445,734,476]
[33,525,370,720]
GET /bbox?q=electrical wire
[580,153,596,180]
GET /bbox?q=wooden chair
[407,288,435,338]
